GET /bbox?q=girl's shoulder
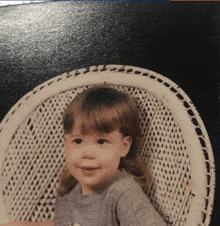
[114,171,166,226]
[107,170,143,197]
[56,182,80,203]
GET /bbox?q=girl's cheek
[67,149,82,161]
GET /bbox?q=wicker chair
[0,65,215,226]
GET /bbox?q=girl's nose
[81,145,96,159]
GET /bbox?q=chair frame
[0,65,215,225]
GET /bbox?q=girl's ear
[121,136,132,157]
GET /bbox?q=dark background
[0,1,219,225]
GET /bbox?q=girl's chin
[72,168,120,193]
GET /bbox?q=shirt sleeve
[117,188,166,226]
[54,194,71,226]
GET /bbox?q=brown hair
[57,85,151,196]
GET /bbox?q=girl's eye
[74,139,83,144]
[98,139,107,145]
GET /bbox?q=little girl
[2,86,166,226]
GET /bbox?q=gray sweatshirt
[54,170,166,226]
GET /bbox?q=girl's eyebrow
[97,133,113,139]
[68,133,82,138]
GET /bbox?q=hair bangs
[79,107,121,134]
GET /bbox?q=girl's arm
[0,220,55,226]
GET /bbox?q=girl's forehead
[68,127,118,140]
[72,116,91,132]
[71,124,96,136]
[73,110,121,132]
[69,117,120,137]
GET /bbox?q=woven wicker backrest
[0,65,215,226]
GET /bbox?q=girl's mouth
[81,167,100,171]
[80,167,100,176]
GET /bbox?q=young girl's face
[64,117,132,195]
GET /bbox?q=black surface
[0,1,219,225]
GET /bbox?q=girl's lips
[80,167,100,170]
[74,162,99,169]
[80,167,100,176]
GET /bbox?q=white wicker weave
[0,65,215,225]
